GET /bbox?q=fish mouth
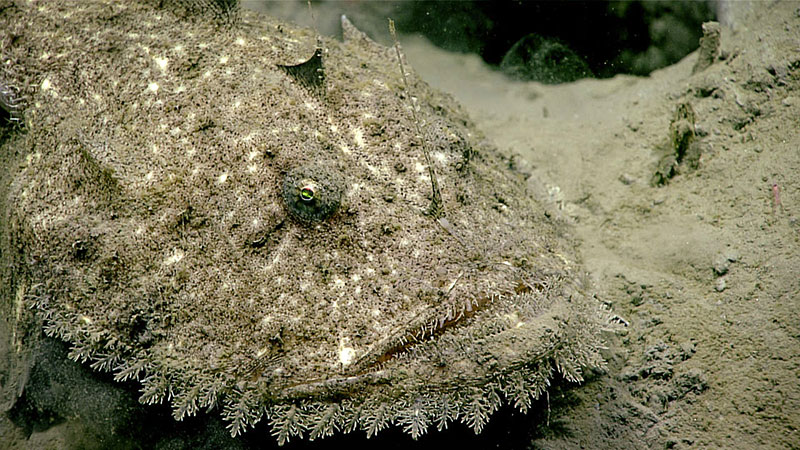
[348,265,545,374]
[274,266,561,400]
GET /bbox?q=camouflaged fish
[0,0,607,444]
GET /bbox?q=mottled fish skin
[0,0,607,444]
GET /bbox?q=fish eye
[299,181,317,202]
[282,164,345,223]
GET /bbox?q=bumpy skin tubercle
[0,1,609,445]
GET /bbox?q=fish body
[0,0,605,443]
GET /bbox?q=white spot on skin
[338,339,356,367]
[164,249,184,265]
[352,128,366,148]
[219,55,229,64]
[236,37,246,46]
[148,82,159,93]
[333,278,345,289]
[41,78,52,90]
[217,172,228,184]
[145,171,154,181]
[154,56,168,72]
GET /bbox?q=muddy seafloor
[2,1,799,449]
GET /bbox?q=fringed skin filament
[0,79,23,125]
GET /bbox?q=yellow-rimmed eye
[282,165,345,223]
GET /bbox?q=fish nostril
[246,216,286,251]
